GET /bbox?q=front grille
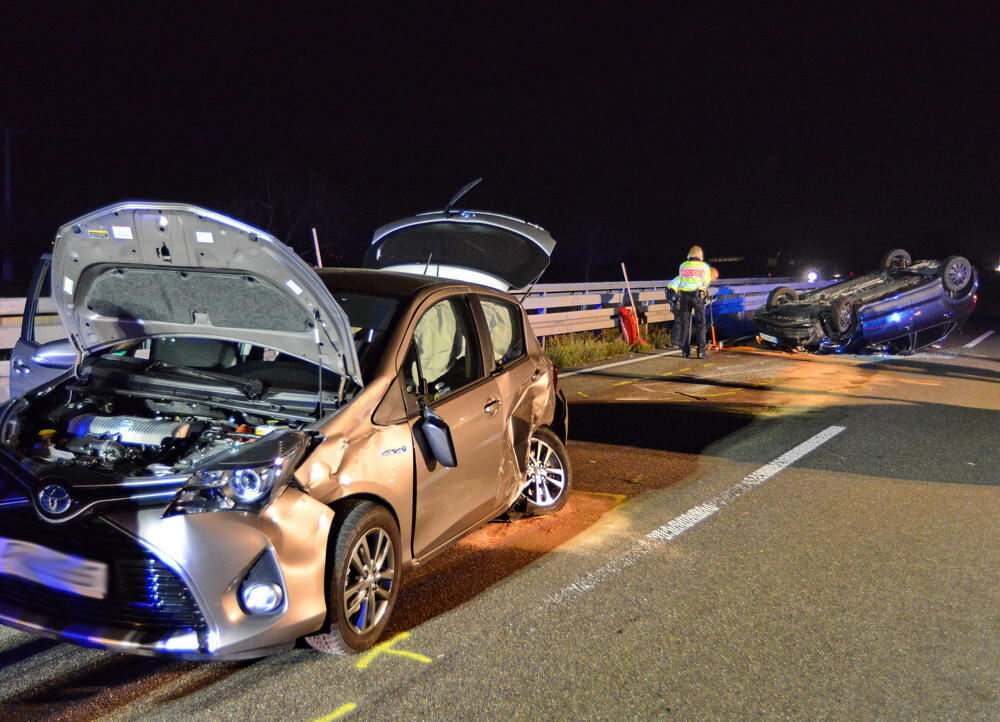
[0,507,208,648]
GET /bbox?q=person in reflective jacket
[674,245,712,359]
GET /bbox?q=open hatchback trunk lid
[51,201,363,386]
[365,210,555,291]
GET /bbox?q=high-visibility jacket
[677,259,711,292]
[667,276,681,292]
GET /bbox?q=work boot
[682,349,690,358]
[697,348,707,359]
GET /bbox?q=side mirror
[419,405,457,468]
[31,339,77,369]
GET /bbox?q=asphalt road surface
[1,318,997,720]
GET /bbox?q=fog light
[241,582,283,614]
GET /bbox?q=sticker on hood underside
[87,229,109,239]
[195,231,214,244]
[111,225,134,240]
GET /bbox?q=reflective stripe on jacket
[677,259,711,291]
[667,276,681,292]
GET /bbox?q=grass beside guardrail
[544,323,674,369]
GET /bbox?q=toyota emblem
[39,484,72,515]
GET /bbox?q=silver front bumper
[0,487,334,660]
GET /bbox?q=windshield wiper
[146,362,264,399]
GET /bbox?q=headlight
[164,431,312,516]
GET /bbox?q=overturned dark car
[753,250,978,354]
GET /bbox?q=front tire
[829,296,855,335]
[305,501,401,655]
[515,427,573,517]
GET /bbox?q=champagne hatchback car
[0,201,570,659]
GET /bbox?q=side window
[479,296,525,369]
[404,297,482,401]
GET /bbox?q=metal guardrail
[0,277,827,401]
[522,276,823,337]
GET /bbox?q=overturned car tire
[880,248,912,270]
[766,286,798,309]
[940,255,973,294]
[829,296,855,335]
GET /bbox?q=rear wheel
[880,248,911,270]
[766,286,798,309]
[514,427,572,517]
[940,255,973,293]
[305,501,400,655]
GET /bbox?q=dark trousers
[676,291,706,353]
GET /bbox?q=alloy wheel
[945,259,970,290]
[522,436,567,508]
[343,527,395,635]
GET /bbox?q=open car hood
[50,202,363,387]
[365,210,555,291]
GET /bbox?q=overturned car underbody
[753,250,978,354]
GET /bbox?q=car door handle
[484,398,501,416]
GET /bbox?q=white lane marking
[546,424,847,605]
[964,330,995,348]
[561,350,680,378]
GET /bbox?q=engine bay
[3,354,330,479]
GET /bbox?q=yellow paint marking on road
[699,390,740,397]
[612,379,636,386]
[576,490,628,504]
[897,379,941,386]
[354,631,432,670]
[575,391,589,398]
[660,371,676,376]
[314,702,357,721]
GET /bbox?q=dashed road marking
[561,350,680,378]
[545,424,846,605]
[964,330,995,348]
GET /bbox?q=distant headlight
[164,431,312,516]
[807,271,819,283]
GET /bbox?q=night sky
[2,2,999,287]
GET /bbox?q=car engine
[2,357,311,480]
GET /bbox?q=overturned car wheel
[766,286,798,309]
[880,248,912,270]
[940,255,973,294]
[829,296,855,335]
[305,501,400,655]
[514,427,572,517]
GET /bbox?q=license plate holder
[759,332,779,344]
[0,536,108,599]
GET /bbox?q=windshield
[327,292,400,380]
